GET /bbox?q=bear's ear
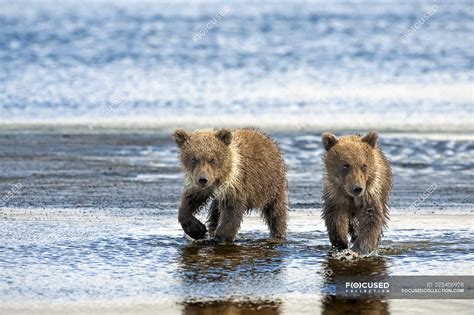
[361,131,378,148]
[322,133,338,151]
[216,129,232,146]
[173,129,189,147]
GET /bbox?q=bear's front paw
[181,216,207,240]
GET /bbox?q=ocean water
[0,0,473,131]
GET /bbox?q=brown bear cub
[173,128,288,243]
[321,132,392,254]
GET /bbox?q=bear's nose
[198,176,208,185]
[352,186,363,194]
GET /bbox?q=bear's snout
[197,176,208,186]
[193,169,214,188]
[345,182,365,197]
[343,170,366,197]
[192,162,214,189]
[352,185,363,195]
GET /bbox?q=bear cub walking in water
[321,132,392,254]
[173,128,288,243]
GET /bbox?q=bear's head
[322,132,378,198]
[173,128,233,190]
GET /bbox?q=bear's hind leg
[263,197,288,239]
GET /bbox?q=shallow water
[1,210,473,314]
[0,131,473,314]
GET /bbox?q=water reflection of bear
[178,241,284,315]
[321,255,390,315]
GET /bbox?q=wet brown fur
[173,127,288,243]
[321,132,392,254]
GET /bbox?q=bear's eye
[191,158,198,166]
[342,164,350,169]
[362,164,368,170]
[209,158,216,165]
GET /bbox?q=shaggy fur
[173,127,288,243]
[321,132,392,254]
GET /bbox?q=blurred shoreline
[1,125,474,139]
